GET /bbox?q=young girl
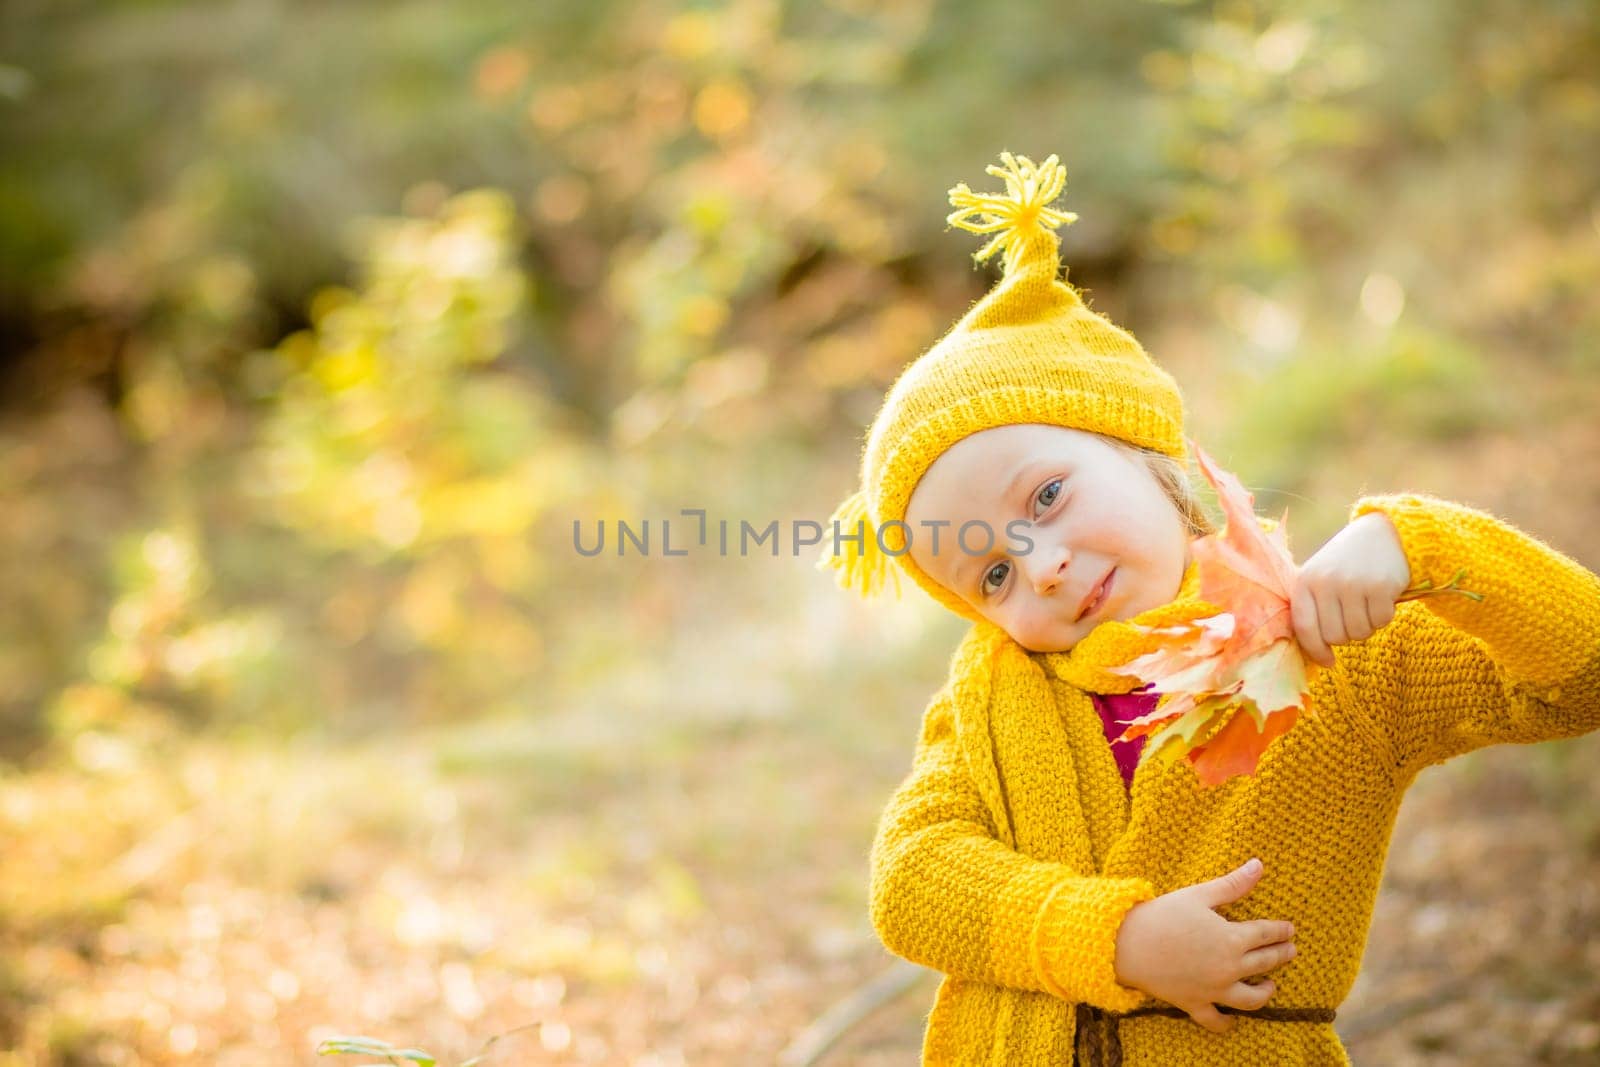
[819,152,1600,1065]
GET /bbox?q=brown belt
[1073,1002,1337,1067]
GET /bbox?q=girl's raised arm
[1336,492,1600,778]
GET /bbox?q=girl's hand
[1291,511,1411,669]
[1112,858,1297,1033]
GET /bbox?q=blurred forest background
[3,0,1600,1063]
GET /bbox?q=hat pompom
[946,152,1078,277]
[815,489,902,598]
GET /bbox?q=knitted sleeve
[1340,492,1600,777]
[869,683,1155,1011]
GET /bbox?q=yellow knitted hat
[817,152,1189,620]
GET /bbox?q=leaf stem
[1396,567,1485,604]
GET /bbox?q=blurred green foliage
[1,0,1598,757]
[1221,324,1506,490]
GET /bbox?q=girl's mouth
[1077,568,1115,622]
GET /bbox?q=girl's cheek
[1014,609,1051,652]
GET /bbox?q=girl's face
[904,424,1193,653]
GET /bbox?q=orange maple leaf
[1107,440,1314,787]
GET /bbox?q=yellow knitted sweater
[869,493,1600,1065]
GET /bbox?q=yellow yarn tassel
[946,152,1077,274]
[815,490,902,597]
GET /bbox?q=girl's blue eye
[981,560,1010,597]
[1034,479,1062,517]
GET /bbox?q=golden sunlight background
[2,1,1599,1063]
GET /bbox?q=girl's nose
[1024,546,1071,594]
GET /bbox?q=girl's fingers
[1341,597,1371,642]
[1314,585,1348,647]
[1367,590,1396,631]
[1239,939,1297,976]
[1240,919,1295,949]
[1291,581,1333,668]
[1186,1003,1235,1034]
[1218,978,1275,1012]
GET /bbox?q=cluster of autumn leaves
[1110,443,1471,787]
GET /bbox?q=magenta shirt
[1090,688,1159,789]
